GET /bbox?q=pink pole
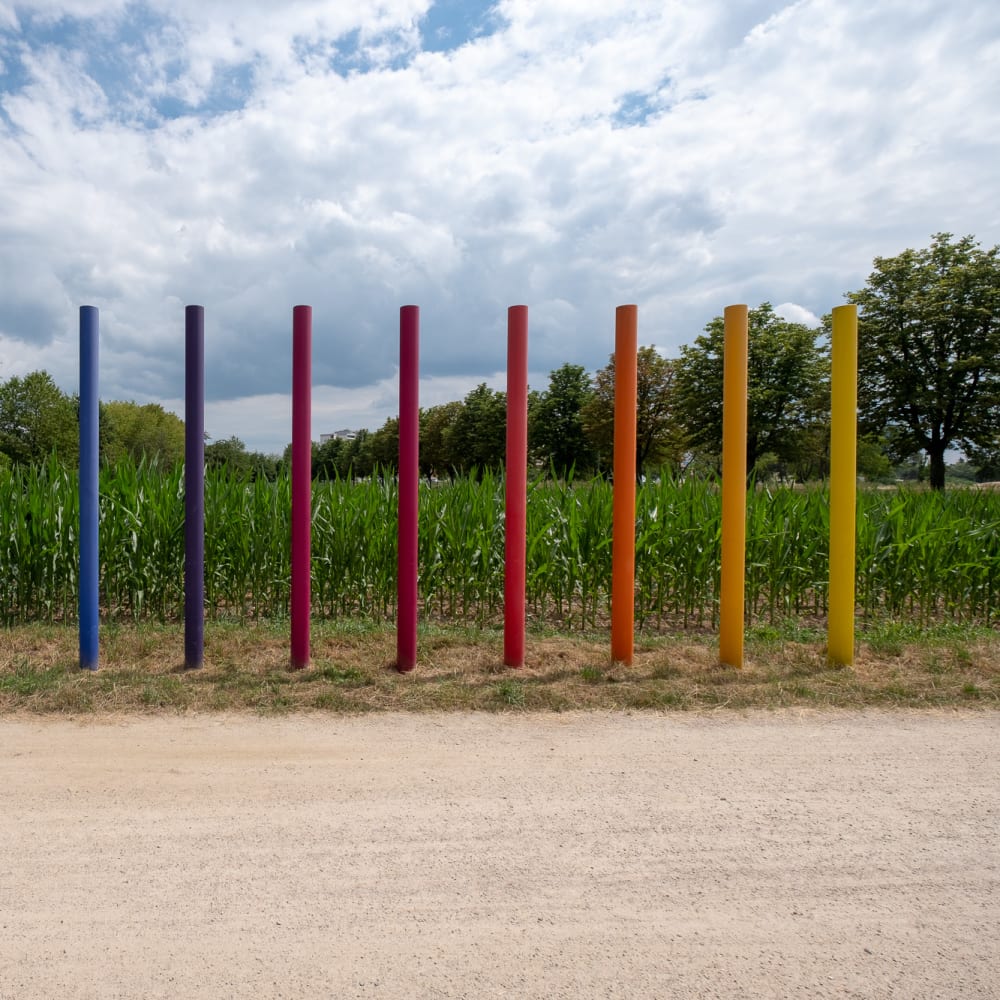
[504,305,528,668]
[290,305,312,669]
[397,305,419,672]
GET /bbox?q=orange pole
[719,304,748,668]
[611,305,638,665]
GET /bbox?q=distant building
[320,429,358,444]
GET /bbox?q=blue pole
[185,306,205,669]
[78,306,99,671]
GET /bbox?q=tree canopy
[102,400,186,466]
[849,232,1000,490]
[529,363,596,478]
[674,303,828,480]
[582,346,685,480]
[0,371,78,466]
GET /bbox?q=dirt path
[1,711,997,999]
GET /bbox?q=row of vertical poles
[397,305,532,671]
[717,303,859,668]
[75,301,858,673]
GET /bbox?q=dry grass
[2,620,998,715]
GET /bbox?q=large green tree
[674,303,828,480]
[102,400,185,466]
[529,363,597,478]
[0,370,78,465]
[448,384,507,476]
[849,233,1000,490]
[582,346,686,480]
[367,417,399,474]
[420,401,463,480]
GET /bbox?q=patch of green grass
[0,661,66,697]
[494,679,525,708]
[311,664,369,686]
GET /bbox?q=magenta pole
[396,305,419,672]
[290,305,312,669]
[504,305,528,668]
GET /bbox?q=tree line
[2,234,999,490]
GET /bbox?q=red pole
[504,305,528,668]
[290,305,312,669]
[397,305,419,672]
[611,305,638,665]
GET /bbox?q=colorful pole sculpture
[290,305,312,669]
[397,305,420,672]
[504,305,529,668]
[828,304,859,666]
[719,304,749,668]
[78,306,99,671]
[611,305,638,665]
[184,305,205,669]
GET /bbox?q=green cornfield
[2,457,999,629]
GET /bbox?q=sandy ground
[0,711,997,999]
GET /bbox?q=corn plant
[3,457,1000,630]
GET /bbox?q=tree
[0,370,78,465]
[420,402,463,480]
[206,435,281,478]
[961,439,1000,483]
[314,435,350,480]
[530,363,596,477]
[342,429,374,479]
[102,401,185,466]
[582,346,686,480]
[849,233,1000,490]
[367,417,399,474]
[674,303,828,480]
[448,384,507,476]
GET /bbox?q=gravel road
[1,711,997,999]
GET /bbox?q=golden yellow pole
[828,304,858,666]
[611,305,637,665]
[719,304,748,668]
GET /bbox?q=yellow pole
[828,304,858,666]
[719,305,748,668]
[611,305,637,665]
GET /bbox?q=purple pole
[291,306,312,669]
[504,306,528,668]
[78,306,99,671]
[396,305,419,672]
[184,306,205,669]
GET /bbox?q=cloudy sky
[1,0,998,453]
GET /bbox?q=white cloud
[774,303,821,328]
[1,0,999,450]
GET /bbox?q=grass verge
[1,620,998,715]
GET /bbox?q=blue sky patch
[420,0,501,53]
[0,4,263,125]
[612,87,667,129]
